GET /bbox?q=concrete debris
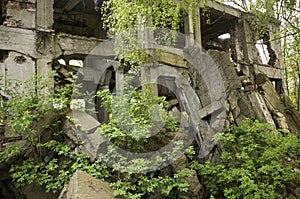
[58,170,115,199]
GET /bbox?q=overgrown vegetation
[1,75,299,198]
[0,75,190,198]
[191,119,300,199]
[97,76,178,152]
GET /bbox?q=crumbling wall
[3,0,36,28]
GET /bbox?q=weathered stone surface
[21,183,58,199]
[0,52,35,92]
[69,110,100,132]
[6,1,36,29]
[248,92,275,125]
[58,170,115,199]
[274,111,289,131]
[36,0,54,30]
[57,34,103,56]
[64,111,107,160]
[254,64,284,79]
[0,26,36,57]
[171,154,189,172]
[178,169,204,199]
[158,51,187,68]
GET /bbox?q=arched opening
[95,66,116,123]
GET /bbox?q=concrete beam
[56,33,105,57]
[198,101,224,119]
[0,26,36,57]
[254,64,284,79]
[205,0,241,18]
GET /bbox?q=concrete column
[242,18,255,64]
[194,6,202,47]
[269,25,288,95]
[36,0,54,31]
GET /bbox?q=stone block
[59,170,115,199]
[171,154,188,172]
[169,106,181,123]
[248,92,275,125]
[69,110,100,132]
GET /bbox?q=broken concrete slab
[68,110,100,132]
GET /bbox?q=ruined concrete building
[0,0,286,89]
[0,0,300,198]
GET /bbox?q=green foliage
[191,119,300,198]
[97,76,178,151]
[102,0,184,34]
[0,74,71,138]
[6,74,189,198]
[101,0,205,67]
[111,169,191,199]
[0,144,21,164]
[10,140,110,193]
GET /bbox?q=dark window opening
[0,0,7,25]
[53,0,106,38]
[157,76,177,101]
[199,8,238,64]
[271,78,283,94]
[0,50,8,63]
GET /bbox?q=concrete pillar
[194,6,202,47]
[269,25,288,95]
[242,18,255,64]
[36,0,54,31]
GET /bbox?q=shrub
[191,119,300,199]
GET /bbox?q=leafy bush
[5,75,189,198]
[97,76,178,152]
[191,119,300,199]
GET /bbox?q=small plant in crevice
[190,119,300,199]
